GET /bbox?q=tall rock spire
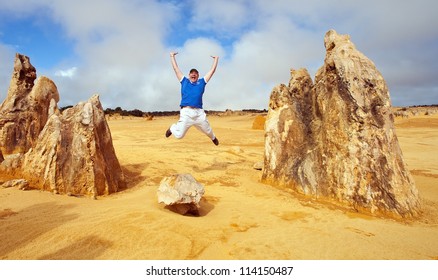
[0,54,59,155]
[262,30,420,218]
[0,54,126,197]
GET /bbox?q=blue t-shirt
[179,76,207,109]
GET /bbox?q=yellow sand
[0,113,437,260]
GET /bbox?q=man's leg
[167,108,193,139]
[194,109,219,145]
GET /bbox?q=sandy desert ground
[0,112,437,260]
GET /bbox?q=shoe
[212,137,219,146]
[165,128,172,138]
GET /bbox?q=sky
[0,0,437,111]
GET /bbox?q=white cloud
[35,0,179,110]
[55,67,77,78]
[1,0,438,110]
[189,0,252,36]
[0,44,15,96]
[201,15,324,110]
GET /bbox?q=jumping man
[165,52,220,145]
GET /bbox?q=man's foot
[212,137,219,146]
[165,128,172,138]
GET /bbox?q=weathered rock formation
[157,174,205,215]
[21,95,126,196]
[0,53,126,197]
[262,30,420,218]
[0,179,29,190]
[0,54,59,155]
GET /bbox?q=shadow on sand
[0,202,78,259]
[38,235,113,260]
[163,196,215,217]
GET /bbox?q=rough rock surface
[0,153,22,176]
[0,54,59,155]
[262,30,420,218]
[0,53,126,197]
[21,94,126,196]
[0,179,29,190]
[157,174,205,215]
[253,161,264,171]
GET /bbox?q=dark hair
[189,68,199,74]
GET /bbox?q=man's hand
[205,56,219,83]
[170,52,183,80]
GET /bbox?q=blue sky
[0,0,437,111]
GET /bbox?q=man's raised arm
[204,56,219,83]
[170,52,183,81]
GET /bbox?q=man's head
[189,68,199,83]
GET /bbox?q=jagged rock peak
[22,94,126,197]
[10,53,36,93]
[262,30,420,218]
[0,54,126,197]
[0,53,60,155]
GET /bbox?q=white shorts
[170,107,216,140]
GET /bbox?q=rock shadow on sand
[0,202,78,259]
[163,196,215,217]
[121,163,149,188]
[38,235,112,260]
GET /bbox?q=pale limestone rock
[253,161,263,171]
[157,174,205,215]
[0,54,59,155]
[262,30,420,218]
[0,53,126,197]
[0,179,29,190]
[0,153,23,176]
[21,94,126,197]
